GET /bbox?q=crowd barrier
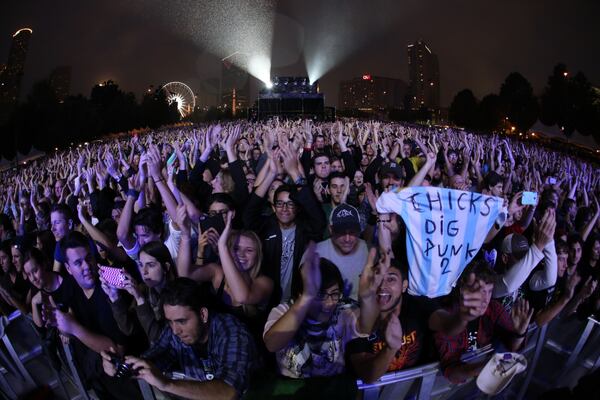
[0,311,598,399]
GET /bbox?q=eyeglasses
[207,209,228,217]
[316,291,341,302]
[274,201,296,209]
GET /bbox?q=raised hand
[225,125,241,153]
[175,204,192,237]
[384,308,404,351]
[533,208,556,250]
[564,273,581,300]
[218,210,234,247]
[358,248,385,302]
[459,273,488,322]
[146,145,163,181]
[105,152,120,179]
[280,142,301,181]
[99,274,120,303]
[580,277,598,300]
[301,242,321,300]
[510,299,533,335]
[304,120,313,145]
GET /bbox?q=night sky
[1,0,599,108]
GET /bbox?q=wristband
[126,189,140,198]
[154,178,164,184]
[513,331,527,339]
[294,177,307,186]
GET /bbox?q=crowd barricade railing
[591,317,600,371]
[515,323,547,400]
[561,316,598,375]
[0,311,36,387]
[138,379,157,400]
[0,315,19,400]
[61,341,92,400]
[356,362,439,400]
[1,310,72,399]
[582,316,600,371]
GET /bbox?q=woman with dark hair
[35,230,56,265]
[25,247,63,327]
[568,234,600,319]
[577,234,600,283]
[0,241,29,314]
[102,240,176,342]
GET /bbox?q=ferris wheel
[161,81,196,118]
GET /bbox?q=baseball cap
[330,204,361,234]
[476,352,527,395]
[380,162,405,179]
[501,234,529,260]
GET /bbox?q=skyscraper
[407,39,440,110]
[221,53,250,115]
[0,28,33,106]
[339,74,407,110]
[49,65,71,102]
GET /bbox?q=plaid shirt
[434,300,518,380]
[143,312,259,396]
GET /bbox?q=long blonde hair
[227,229,263,280]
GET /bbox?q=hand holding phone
[200,214,226,235]
[99,266,127,288]
[521,191,538,206]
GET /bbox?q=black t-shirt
[346,295,437,373]
[53,276,129,345]
[51,276,131,381]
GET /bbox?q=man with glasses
[244,148,326,307]
[263,243,379,395]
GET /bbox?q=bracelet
[126,189,140,198]
[154,178,164,184]
[513,331,527,338]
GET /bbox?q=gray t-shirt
[302,238,369,301]
[280,226,297,303]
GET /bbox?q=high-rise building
[49,65,71,102]
[197,78,220,108]
[0,28,33,106]
[221,53,250,115]
[339,74,407,110]
[407,39,440,109]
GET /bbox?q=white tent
[528,120,599,151]
[0,157,14,172]
[16,147,46,163]
[568,131,599,151]
[528,120,566,140]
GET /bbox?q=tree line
[0,80,181,159]
[448,63,600,141]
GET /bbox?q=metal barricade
[357,362,440,400]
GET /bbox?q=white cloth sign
[377,186,504,298]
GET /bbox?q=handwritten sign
[376,187,504,298]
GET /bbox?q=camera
[108,353,139,379]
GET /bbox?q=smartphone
[166,152,177,166]
[548,177,557,185]
[522,191,538,206]
[99,266,127,288]
[200,214,225,235]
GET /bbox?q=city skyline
[0,27,32,106]
[1,1,599,108]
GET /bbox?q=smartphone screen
[200,214,225,235]
[99,266,126,288]
[522,191,538,206]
